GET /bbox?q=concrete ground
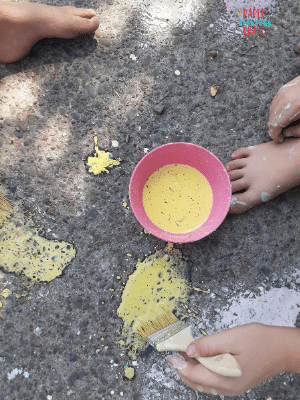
[1,0,300,399]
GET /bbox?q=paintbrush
[137,310,242,377]
[0,192,12,227]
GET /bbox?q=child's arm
[269,76,300,142]
[167,323,300,396]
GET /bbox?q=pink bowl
[129,143,231,243]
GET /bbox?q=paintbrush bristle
[136,309,178,341]
[0,193,12,227]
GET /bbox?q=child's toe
[226,158,247,172]
[228,169,244,182]
[231,178,248,193]
[73,8,97,18]
[75,15,99,34]
[229,190,257,214]
[230,146,251,160]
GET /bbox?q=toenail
[226,165,230,171]
[196,386,203,393]
[211,388,218,395]
[232,152,236,158]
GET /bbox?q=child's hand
[167,323,289,397]
[269,76,300,142]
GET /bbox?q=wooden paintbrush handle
[197,353,242,377]
[161,325,242,377]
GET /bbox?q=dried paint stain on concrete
[117,244,189,354]
[0,200,75,283]
[87,136,120,175]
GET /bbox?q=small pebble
[153,104,165,115]
[174,70,180,75]
[112,140,119,148]
[130,54,137,61]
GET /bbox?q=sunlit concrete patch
[0,198,75,286]
[35,115,72,169]
[139,0,208,40]
[96,0,207,43]
[117,244,189,356]
[210,286,300,330]
[0,73,39,120]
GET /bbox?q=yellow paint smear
[0,199,75,284]
[143,164,213,233]
[117,245,189,354]
[87,136,120,175]
[124,367,134,379]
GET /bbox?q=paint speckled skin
[143,164,213,233]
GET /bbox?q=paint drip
[261,192,271,202]
[117,244,190,356]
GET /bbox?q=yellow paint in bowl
[143,164,213,233]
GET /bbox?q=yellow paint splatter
[96,349,100,354]
[86,136,120,175]
[0,199,75,285]
[143,164,213,233]
[117,245,190,355]
[2,289,11,298]
[124,366,134,379]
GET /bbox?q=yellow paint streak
[0,191,12,227]
[87,136,120,175]
[117,245,189,354]
[0,199,75,284]
[0,301,2,308]
[143,164,213,233]
[193,287,210,294]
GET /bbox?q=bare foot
[0,1,99,63]
[225,138,300,213]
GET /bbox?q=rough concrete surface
[1,0,300,399]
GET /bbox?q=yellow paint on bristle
[0,199,76,285]
[87,136,120,175]
[143,164,213,233]
[117,245,189,355]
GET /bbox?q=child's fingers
[170,357,240,396]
